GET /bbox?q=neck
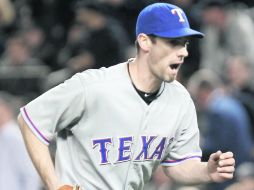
[128,57,162,93]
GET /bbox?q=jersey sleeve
[20,74,86,145]
[161,99,202,166]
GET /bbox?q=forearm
[18,114,60,190]
[163,160,212,185]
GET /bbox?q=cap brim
[153,28,204,38]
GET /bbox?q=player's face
[147,36,189,83]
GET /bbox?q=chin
[166,75,176,82]
[164,78,175,83]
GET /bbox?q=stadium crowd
[1,0,254,189]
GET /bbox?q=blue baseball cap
[136,3,204,38]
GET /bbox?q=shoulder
[165,80,192,100]
[76,62,129,87]
[163,80,194,113]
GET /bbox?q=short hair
[135,34,157,54]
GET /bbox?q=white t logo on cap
[171,8,185,22]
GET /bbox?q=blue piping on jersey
[162,155,201,164]
[22,107,50,144]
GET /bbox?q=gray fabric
[21,61,201,190]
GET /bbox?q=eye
[167,39,189,47]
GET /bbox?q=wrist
[204,162,213,183]
[45,182,58,190]
[57,184,81,190]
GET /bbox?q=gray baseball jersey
[20,60,202,190]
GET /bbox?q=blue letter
[135,136,156,161]
[117,136,133,162]
[93,138,112,164]
[149,137,166,160]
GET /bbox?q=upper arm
[17,113,47,148]
[17,113,31,135]
[17,112,60,190]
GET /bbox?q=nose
[177,46,188,61]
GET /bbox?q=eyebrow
[163,38,189,46]
[147,34,190,46]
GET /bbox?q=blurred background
[0,0,254,189]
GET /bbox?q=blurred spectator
[188,69,253,190]
[0,0,16,54]
[198,0,254,77]
[98,0,147,42]
[225,56,254,90]
[0,91,42,190]
[19,0,75,50]
[0,34,50,98]
[43,50,95,91]
[225,162,254,190]
[0,0,15,26]
[0,34,44,66]
[231,0,254,7]
[225,56,254,141]
[73,1,130,69]
[21,25,57,69]
[57,23,90,67]
[43,22,95,91]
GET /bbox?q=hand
[207,150,235,183]
[57,185,81,190]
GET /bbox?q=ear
[136,33,152,52]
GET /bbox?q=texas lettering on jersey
[92,136,175,165]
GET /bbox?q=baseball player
[17,3,235,190]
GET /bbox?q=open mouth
[170,64,181,70]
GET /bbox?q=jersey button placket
[124,107,150,189]
[143,107,152,130]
